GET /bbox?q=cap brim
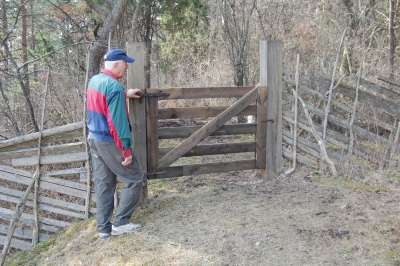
[125,56,135,63]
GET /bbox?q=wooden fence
[281,75,400,171]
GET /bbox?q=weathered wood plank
[311,76,400,120]
[0,235,32,250]
[283,111,385,165]
[284,78,396,133]
[159,86,259,167]
[282,147,319,168]
[146,96,159,179]
[378,75,400,88]
[0,207,70,233]
[159,142,256,157]
[0,186,95,214]
[127,42,147,175]
[256,86,268,169]
[356,76,400,102]
[282,129,342,163]
[0,168,87,198]
[148,159,257,179]
[158,105,256,120]
[260,40,283,179]
[0,224,49,242]
[158,124,256,139]
[11,152,87,167]
[44,168,86,177]
[146,86,254,100]
[0,142,85,160]
[284,93,394,149]
[0,191,85,219]
[0,122,84,152]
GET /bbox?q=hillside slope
[6,167,400,265]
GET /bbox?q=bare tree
[83,0,134,77]
[219,0,256,87]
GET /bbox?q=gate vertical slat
[256,86,268,170]
[126,42,148,203]
[146,96,159,179]
[260,40,283,180]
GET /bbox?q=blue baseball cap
[104,49,135,63]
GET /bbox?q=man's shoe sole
[111,226,142,236]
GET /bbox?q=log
[0,235,32,251]
[11,152,87,167]
[283,78,396,133]
[0,224,49,242]
[0,207,70,233]
[0,122,84,152]
[284,93,394,149]
[0,142,85,161]
[311,76,400,120]
[282,147,318,168]
[283,112,384,165]
[0,168,87,198]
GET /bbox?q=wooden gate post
[260,40,283,180]
[126,42,148,204]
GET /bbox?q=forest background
[2,0,400,265]
[1,0,397,138]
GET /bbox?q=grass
[5,167,400,266]
[313,176,388,193]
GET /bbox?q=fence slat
[0,224,49,242]
[0,122,83,152]
[158,105,256,120]
[0,207,70,233]
[146,86,254,99]
[0,168,87,198]
[159,142,256,157]
[0,142,85,160]
[158,124,256,139]
[11,152,87,167]
[148,160,257,179]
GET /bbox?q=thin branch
[295,90,337,177]
[323,28,347,140]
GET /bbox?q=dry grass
[6,166,400,266]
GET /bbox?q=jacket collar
[101,69,119,80]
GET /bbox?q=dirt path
[8,167,400,265]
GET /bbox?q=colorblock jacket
[86,69,132,158]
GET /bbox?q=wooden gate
[127,41,283,199]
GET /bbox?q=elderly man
[86,49,144,240]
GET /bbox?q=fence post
[126,42,148,204]
[260,40,283,180]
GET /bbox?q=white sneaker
[111,223,142,236]
[99,232,110,240]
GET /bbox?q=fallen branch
[294,90,337,176]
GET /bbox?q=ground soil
[7,166,400,266]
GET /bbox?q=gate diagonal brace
[139,93,170,103]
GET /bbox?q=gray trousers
[89,138,143,233]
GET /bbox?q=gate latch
[139,92,170,103]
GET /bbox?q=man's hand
[126,88,142,99]
[122,155,132,166]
